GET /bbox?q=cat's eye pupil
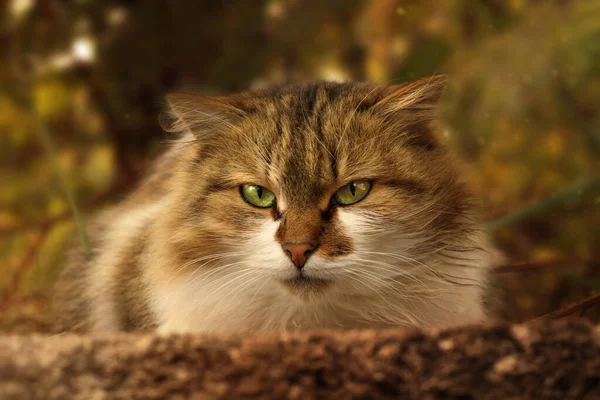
[350,182,356,196]
[257,186,263,199]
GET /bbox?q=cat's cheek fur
[150,219,294,334]
[335,208,491,325]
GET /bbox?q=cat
[52,75,500,334]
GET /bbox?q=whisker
[169,252,243,283]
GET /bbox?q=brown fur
[52,75,498,333]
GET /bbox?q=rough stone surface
[0,319,599,399]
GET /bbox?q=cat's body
[52,76,499,334]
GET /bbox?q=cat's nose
[282,242,316,270]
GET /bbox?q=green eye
[240,184,276,208]
[333,180,372,206]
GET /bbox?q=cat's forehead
[234,83,391,201]
[243,83,393,152]
[240,81,386,110]
[189,79,444,205]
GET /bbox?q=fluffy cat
[52,75,499,334]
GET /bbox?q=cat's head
[159,75,483,303]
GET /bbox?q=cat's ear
[374,74,447,150]
[162,93,246,140]
[374,74,447,122]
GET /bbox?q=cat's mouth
[281,275,331,295]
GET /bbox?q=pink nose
[282,242,316,270]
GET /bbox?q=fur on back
[52,76,500,334]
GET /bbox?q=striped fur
[52,75,501,334]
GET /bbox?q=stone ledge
[0,319,599,399]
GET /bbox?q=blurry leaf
[0,96,32,147]
[81,145,115,190]
[25,222,73,296]
[0,158,54,206]
[0,212,19,229]
[33,81,72,120]
[46,196,67,216]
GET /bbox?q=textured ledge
[0,320,599,400]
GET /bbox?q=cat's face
[162,76,478,302]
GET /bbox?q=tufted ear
[373,74,447,150]
[373,74,447,122]
[162,93,246,140]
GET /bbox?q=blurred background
[1,0,599,332]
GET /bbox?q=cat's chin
[281,275,331,297]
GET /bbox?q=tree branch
[0,227,50,309]
[527,292,600,322]
[492,258,600,274]
[485,178,600,231]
